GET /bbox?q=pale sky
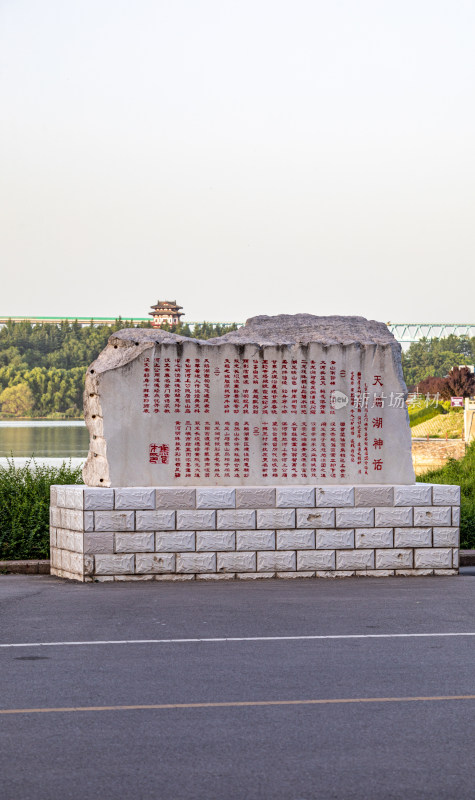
[1,0,474,323]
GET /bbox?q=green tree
[0,383,34,416]
[402,335,474,387]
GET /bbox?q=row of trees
[0,321,473,417]
[0,366,85,417]
[402,334,475,387]
[0,320,239,417]
[0,318,152,372]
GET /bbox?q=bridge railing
[387,323,475,343]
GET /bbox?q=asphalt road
[1,573,474,800]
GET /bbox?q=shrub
[0,459,83,560]
[412,368,475,402]
[410,375,446,396]
[418,441,475,549]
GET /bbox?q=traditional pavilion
[149,300,184,328]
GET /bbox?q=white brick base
[49,484,461,582]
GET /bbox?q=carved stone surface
[83,314,415,487]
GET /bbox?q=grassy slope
[408,404,445,427]
[411,413,464,439]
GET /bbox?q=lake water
[0,421,88,468]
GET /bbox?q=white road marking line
[0,632,475,648]
[1,695,475,714]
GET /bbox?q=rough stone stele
[83,314,415,487]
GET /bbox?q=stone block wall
[412,439,466,475]
[50,484,460,582]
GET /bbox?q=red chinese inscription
[150,443,169,464]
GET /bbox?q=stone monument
[82,315,415,487]
[50,315,460,581]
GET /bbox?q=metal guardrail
[0,317,241,328]
[0,316,150,325]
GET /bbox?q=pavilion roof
[149,299,183,312]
